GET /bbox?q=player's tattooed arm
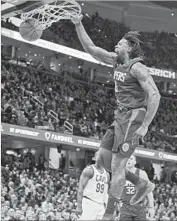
[77,166,94,206]
[71,15,116,65]
[131,62,161,127]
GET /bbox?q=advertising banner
[2,123,177,162]
[1,123,100,150]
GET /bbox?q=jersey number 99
[96,183,104,193]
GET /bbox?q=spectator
[59,154,66,171]
[147,162,155,181]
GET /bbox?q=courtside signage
[1,123,177,162]
[1,27,176,79]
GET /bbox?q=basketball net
[21,0,81,30]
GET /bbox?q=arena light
[6,150,17,156]
[9,17,21,27]
[23,148,28,154]
[171,13,174,16]
[85,13,91,19]
[31,148,36,154]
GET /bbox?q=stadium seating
[1,61,177,153]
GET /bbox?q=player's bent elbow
[151,90,161,101]
[84,45,96,56]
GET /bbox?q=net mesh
[21,0,81,30]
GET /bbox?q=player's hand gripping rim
[70,14,83,25]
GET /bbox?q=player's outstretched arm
[76,166,93,215]
[131,62,161,139]
[71,15,116,66]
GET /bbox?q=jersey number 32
[126,186,135,195]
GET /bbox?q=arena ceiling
[1,0,177,33]
[108,1,177,9]
[150,1,177,9]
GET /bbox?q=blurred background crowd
[1,151,177,221]
[1,61,177,153]
[2,12,177,71]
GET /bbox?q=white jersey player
[76,152,110,220]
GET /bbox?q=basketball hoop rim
[21,0,81,29]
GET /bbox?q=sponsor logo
[135,149,155,157]
[44,133,73,143]
[45,132,51,140]
[78,139,100,147]
[158,152,177,162]
[9,127,39,137]
[148,68,176,79]
[159,152,163,159]
[122,143,130,152]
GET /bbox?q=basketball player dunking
[76,152,110,220]
[119,154,155,221]
[71,14,160,218]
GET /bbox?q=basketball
[19,18,43,42]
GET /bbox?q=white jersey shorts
[79,197,105,221]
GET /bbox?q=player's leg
[98,119,154,218]
[110,108,155,201]
[134,208,147,221]
[119,205,134,221]
[79,198,99,220]
[119,213,134,221]
[109,108,136,199]
[96,204,106,221]
[121,109,155,206]
[96,125,114,172]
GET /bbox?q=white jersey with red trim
[83,165,109,205]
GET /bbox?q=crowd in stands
[1,61,177,153]
[2,12,177,71]
[1,150,177,221]
[1,152,79,221]
[48,13,177,71]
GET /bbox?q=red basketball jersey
[114,58,147,109]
